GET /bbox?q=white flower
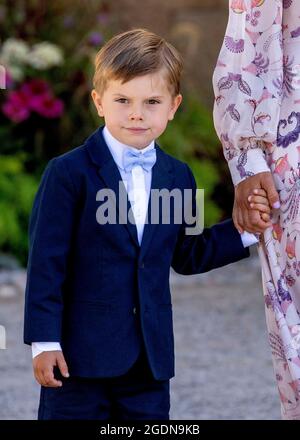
[0,38,29,66]
[27,42,63,70]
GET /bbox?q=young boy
[24,28,271,420]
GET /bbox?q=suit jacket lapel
[86,125,139,248]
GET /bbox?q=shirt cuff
[32,342,62,358]
[228,148,271,186]
[240,230,259,247]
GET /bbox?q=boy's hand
[248,188,272,225]
[33,350,70,387]
[233,172,278,234]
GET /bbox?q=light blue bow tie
[123,147,156,173]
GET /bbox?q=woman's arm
[212,0,283,186]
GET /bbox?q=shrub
[0,153,38,266]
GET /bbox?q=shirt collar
[102,125,155,171]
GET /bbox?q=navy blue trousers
[37,342,170,420]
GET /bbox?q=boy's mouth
[126,127,148,133]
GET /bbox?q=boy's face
[91,69,182,149]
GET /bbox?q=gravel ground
[0,248,280,420]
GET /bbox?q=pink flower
[21,79,64,118]
[29,91,64,118]
[20,79,50,97]
[2,90,30,122]
[2,78,64,121]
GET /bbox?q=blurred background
[0,0,280,419]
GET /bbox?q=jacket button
[133,307,137,315]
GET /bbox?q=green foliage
[0,1,113,266]
[0,154,38,266]
[0,0,114,161]
[0,3,229,265]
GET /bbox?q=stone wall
[110,0,228,108]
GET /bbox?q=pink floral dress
[213,0,300,420]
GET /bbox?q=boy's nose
[129,107,144,120]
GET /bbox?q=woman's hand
[233,172,279,234]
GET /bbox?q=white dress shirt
[31,125,258,358]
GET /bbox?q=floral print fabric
[213,0,300,419]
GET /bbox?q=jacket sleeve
[171,164,249,275]
[212,0,283,186]
[24,157,78,344]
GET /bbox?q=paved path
[0,249,280,419]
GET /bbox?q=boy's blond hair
[93,28,183,98]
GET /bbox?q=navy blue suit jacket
[24,125,249,380]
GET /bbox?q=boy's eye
[148,99,160,104]
[115,98,160,104]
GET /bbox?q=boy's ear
[168,94,182,121]
[91,89,104,117]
